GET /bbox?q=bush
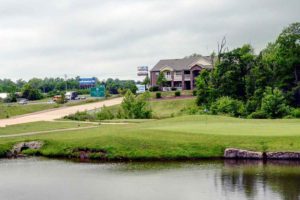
[291,108,300,118]
[261,87,290,118]
[121,90,152,119]
[65,111,95,121]
[180,105,203,115]
[96,105,114,120]
[175,91,181,97]
[192,90,197,96]
[210,96,245,117]
[149,86,159,92]
[156,92,162,99]
[248,110,268,119]
[4,93,17,103]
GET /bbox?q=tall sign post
[137,66,149,91]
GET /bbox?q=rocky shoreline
[224,148,300,160]
[4,142,300,161]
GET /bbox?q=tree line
[196,22,300,119]
[0,77,138,101]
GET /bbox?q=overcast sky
[0,0,299,81]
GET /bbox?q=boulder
[7,141,43,158]
[224,148,263,159]
[266,151,300,160]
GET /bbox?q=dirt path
[0,97,123,127]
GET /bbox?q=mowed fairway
[146,115,300,136]
[1,115,300,160]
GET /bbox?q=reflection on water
[222,160,300,200]
[0,158,299,200]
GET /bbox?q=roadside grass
[0,96,117,119]
[0,121,95,135]
[1,115,300,160]
[0,103,59,119]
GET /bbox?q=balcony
[184,74,191,80]
[174,75,182,81]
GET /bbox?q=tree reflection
[221,160,300,200]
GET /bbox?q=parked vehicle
[18,99,28,105]
[65,91,78,100]
[52,95,62,102]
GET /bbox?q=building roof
[151,56,213,72]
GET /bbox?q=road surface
[0,97,123,127]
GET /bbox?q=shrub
[65,111,95,121]
[175,91,181,97]
[210,96,245,117]
[4,93,17,103]
[291,108,300,118]
[180,105,203,115]
[96,105,114,120]
[121,90,152,119]
[149,86,159,92]
[156,92,162,99]
[261,87,290,118]
[248,110,268,119]
[192,90,197,96]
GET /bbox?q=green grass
[1,115,300,160]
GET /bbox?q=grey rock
[266,151,300,160]
[224,148,263,159]
[7,141,43,158]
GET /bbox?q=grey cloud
[0,0,299,80]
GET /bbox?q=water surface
[0,158,299,200]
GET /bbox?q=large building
[150,56,213,90]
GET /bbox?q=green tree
[156,72,167,88]
[142,76,150,86]
[21,84,43,100]
[261,87,290,118]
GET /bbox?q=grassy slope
[149,90,193,98]
[102,98,196,119]
[1,115,300,160]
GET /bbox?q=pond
[0,158,299,200]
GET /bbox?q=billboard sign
[136,84,146,94]
[137,66,148,76]
[91,85,105,97]
[79,78,97,87]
